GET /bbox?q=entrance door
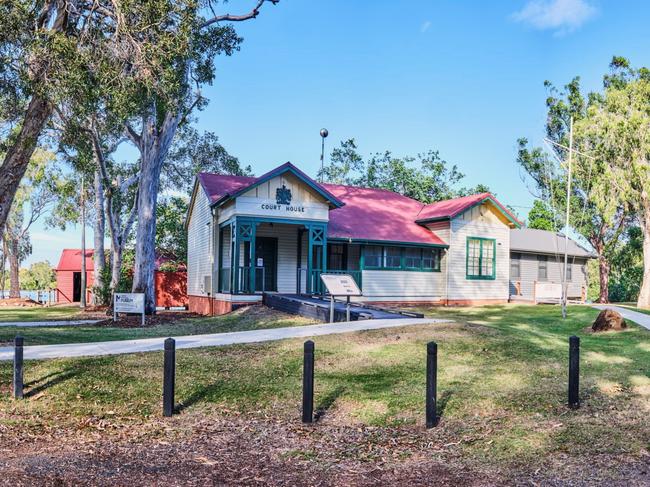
[246,237,278,292]
[73,272,81,302]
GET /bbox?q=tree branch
[124,123,142,150]
[200,0,278,29]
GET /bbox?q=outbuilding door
[73,272,81,302]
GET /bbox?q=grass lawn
[0,307,315,346]
[0,305,648,485]
[0,305,87,323]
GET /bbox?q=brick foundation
[189,295,262,316]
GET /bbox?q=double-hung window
[538,255,548,281]
[510,252,521,279]
[466,237,496,280]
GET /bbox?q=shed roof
[510,228,594,258]
[56,249,95,271]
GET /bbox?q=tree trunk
[0,95,52,232]
[111,245,123,291]
[93,170,106,302]
[7,238,20,299]
[131,112,181,314]
[637,206,650,308]
[597,255,610,304]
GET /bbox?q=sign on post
[114,293,145,326]
[319,274,362,297]
[319,274,362,323]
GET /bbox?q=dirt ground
[1,412,647,486]
[0,297,42,308]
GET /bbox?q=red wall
[55,270,94,303]
[155,271,188,308]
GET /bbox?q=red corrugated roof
[322,184,446,245]
[197,173,255,205]
[56,249,95,271]
[196,168,520,246]
[416,192,521,226]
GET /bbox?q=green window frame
[362,245,442,272]
[466,237,496,280]
[364,245,383,268]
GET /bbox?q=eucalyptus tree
[0,0,108,232]
[517,70,630,303]
[574,58,650,307]
[122,0,278,313]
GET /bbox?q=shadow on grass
[175,382,221,414]
[314,385,346,422]
[437,389,453,418]
[24,368,78,398]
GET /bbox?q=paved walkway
[592,305,650,331]
[0,320,101,328]
[0,317,448,361]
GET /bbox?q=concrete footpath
[0,320,101,328]
[592,305,650,331]
[0,317,449,361]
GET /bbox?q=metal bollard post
[302,340,315,423]
[163,338,176,417]
[13,336,24,400]
[426,341,438,428]
[568,335,580,409]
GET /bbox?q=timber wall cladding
[187,188,212,296]
[447,204,511,301]
[509,254,587,300]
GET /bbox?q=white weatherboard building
[185,162,591,315]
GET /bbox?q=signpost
[319,274,362,322]
[114,293,146,326]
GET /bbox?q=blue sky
[26,0,650,266]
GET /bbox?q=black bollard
[568,335,580,409]
[13,336,24,400]
[163,338,176,417]
[426,341,438,428]
[302,340,315,423]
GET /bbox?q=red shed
[54,249,188,308]
[55,249,95,303]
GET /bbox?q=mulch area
[1,412,647,486]
[93,311,202,328]
[0,414,498,486]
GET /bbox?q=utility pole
[562,117,574,319]
[80,175,87,308]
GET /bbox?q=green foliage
[318,139,488,203]
[608,226,643,302]
[164,126,251,195]
[527,200,557,231]
[155,196,189,265]
[20,261,56,290]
